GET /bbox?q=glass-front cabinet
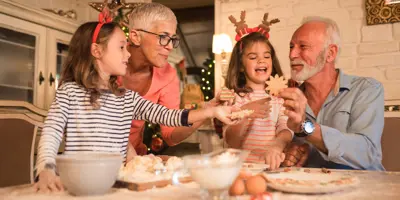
[45,30,71,109]
[0,4,74,109]
[0,13,47,108]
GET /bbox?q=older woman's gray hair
[129,3,177,30]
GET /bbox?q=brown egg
[238,170,252,179]
[245,175,267,195]
[229,178,246,196]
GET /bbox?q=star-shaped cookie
[265,74,288,96]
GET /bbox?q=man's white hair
[301,16,341,58]
[129,3,177,30]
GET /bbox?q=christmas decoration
[229,11,279,41]
[89,0,144,39]
[151,135,164,152]
[142,122,168,155]
[200,57,215,101]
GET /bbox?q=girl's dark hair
[59,22,124,109]
[225,32,283,95]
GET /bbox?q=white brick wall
[215,0,400,101]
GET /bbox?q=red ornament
[151,136,164,152]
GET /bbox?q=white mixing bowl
[56,152,123,196]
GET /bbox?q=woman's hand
[211,106,240,125]
[34,169,64,193]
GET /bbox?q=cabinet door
[0,13,46,108]
[45,29,71,109]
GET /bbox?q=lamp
[212,33,233,64]
[212,33,233,91]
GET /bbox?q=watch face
[304,121,315,133]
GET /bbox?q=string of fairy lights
[200,58,215,101]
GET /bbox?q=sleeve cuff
[277,127,294,139]
[320,125,344,161]
[180,109,192,127]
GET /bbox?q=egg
[245,175,267,195]
[238,170,252,179]
[229,178,246,196]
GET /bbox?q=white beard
[291,49,327,82]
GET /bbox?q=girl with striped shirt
[224,32,293,169]
[34,20,235,192]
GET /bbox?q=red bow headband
[229,11,280,42]
[92,3,123,43]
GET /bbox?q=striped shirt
[35,82,187,175]
[232,90,292,163]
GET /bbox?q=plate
[242,162,269,173]
[264,168,360,194]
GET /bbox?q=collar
[333,68,352,95]
[299,68,352,95]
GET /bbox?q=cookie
[231,109,254,120]
[265,74,288,96]
[220,87,235,101]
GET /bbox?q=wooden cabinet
[0,0,77,109]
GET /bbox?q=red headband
[92,3,123,43]
[229,11,279,42]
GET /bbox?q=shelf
[0,83,33,90]
[0,37,35,49]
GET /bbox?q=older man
[278,16,385,170]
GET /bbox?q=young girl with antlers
[224,11,293,169]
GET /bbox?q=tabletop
[1,168,400,200]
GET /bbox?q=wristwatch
[294,119,315,137]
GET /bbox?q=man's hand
[282,143,310,167]
[278,88,307,132]
[241,97,271,119]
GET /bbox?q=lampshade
[212,33,233,54]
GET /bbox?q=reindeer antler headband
[92,0,123,43]
[229,11,280,41]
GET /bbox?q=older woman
[122,3,207,155]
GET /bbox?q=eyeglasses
[136,29,180,48]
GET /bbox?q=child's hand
[212,106,239,125]
[34,169,64,193]
[241,97,271,118]
[262,148,285,170]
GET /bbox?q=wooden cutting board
[114,176,193,191]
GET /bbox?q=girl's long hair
[59,22,124,108]
[225,32,283,95]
